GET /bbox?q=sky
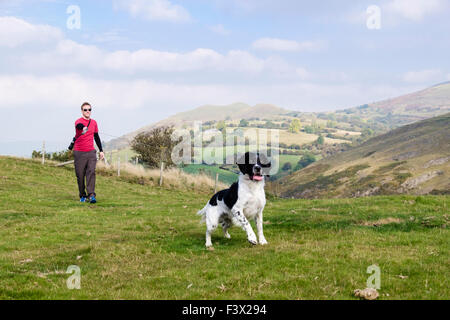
[0,0,450,156]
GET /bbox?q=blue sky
[0,0,449,155]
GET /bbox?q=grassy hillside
[370,81,450,118]
[0,157,449,299]
[180,164,238,185]
[273,113,450,199]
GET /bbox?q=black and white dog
[197,152,271,247]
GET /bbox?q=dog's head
[236,152,271,181]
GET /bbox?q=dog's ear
[236,152,257,175]
[236,153,247,173]
[258,153,272,176]
[258,153,271,168]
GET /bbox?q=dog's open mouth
[252,174,263,181]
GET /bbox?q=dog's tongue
[253,175,263,181]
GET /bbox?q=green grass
[181,154,303,185]
[0,156,448,299]
[180,164,238,185]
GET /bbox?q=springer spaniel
[197,152,271,247]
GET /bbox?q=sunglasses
[83,108,92,112]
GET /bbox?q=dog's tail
[197,204,208,223]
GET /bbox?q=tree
[32,150,51,160]
[131,126,180,168]
[316,135,325,145]
[326,120,336,128]
[282,162,292,171]
[52,150,74,162]
[304,125,314,134]
[361,128,374,138]
[288,119,301,133]
[216,121,226,131]
[295,153,316,170]
[239,119,249,127]
[265,120,276,128]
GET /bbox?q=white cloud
[0,73,254,110]
[17,44,271,75]
[402,69,442,83]
[85,29,132,45]
[210,24,231,36]
[1,17,319,84]
[295,68,309,80]
[0,16,416,119]
[1,17,279,76]
[0,16,63,48]
[113,0,192,23]
[0,73,420,113]
[252,37,324,52]
[385,0,444,22]
[344,0,447,27]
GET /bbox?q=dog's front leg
[255,210,268,245]
[231,208,257,245]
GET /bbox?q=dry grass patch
[359,217,403,227]
[97,161,227,193]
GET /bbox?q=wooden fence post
[159,146,166,187]
[159,161,164,186]
[117,156,120,176]
[42,141,45,165]
[214,172,218,193]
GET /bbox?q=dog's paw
[248,235,258,246]
[224,232,231,239]
[259,238,268,245]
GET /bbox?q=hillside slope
[0,157,449,299]
[273,113,450,198]
[329,81,450,129]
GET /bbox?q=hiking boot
[80,196,87,203]
[89,195,97,204]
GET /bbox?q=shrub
[131,126,180,168]
[316,135,325,145]
[282,162,292,171]
[295,152,316,170]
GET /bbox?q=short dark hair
[81,102,91,110]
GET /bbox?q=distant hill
[106,103,290,149]
[106,82,450,150]
[169,102,289,122]
[328,81,450,129]
[270,113,450,198]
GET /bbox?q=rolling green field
[180,164,238,185]
[180,154,305,185]
[0,156,448,299]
